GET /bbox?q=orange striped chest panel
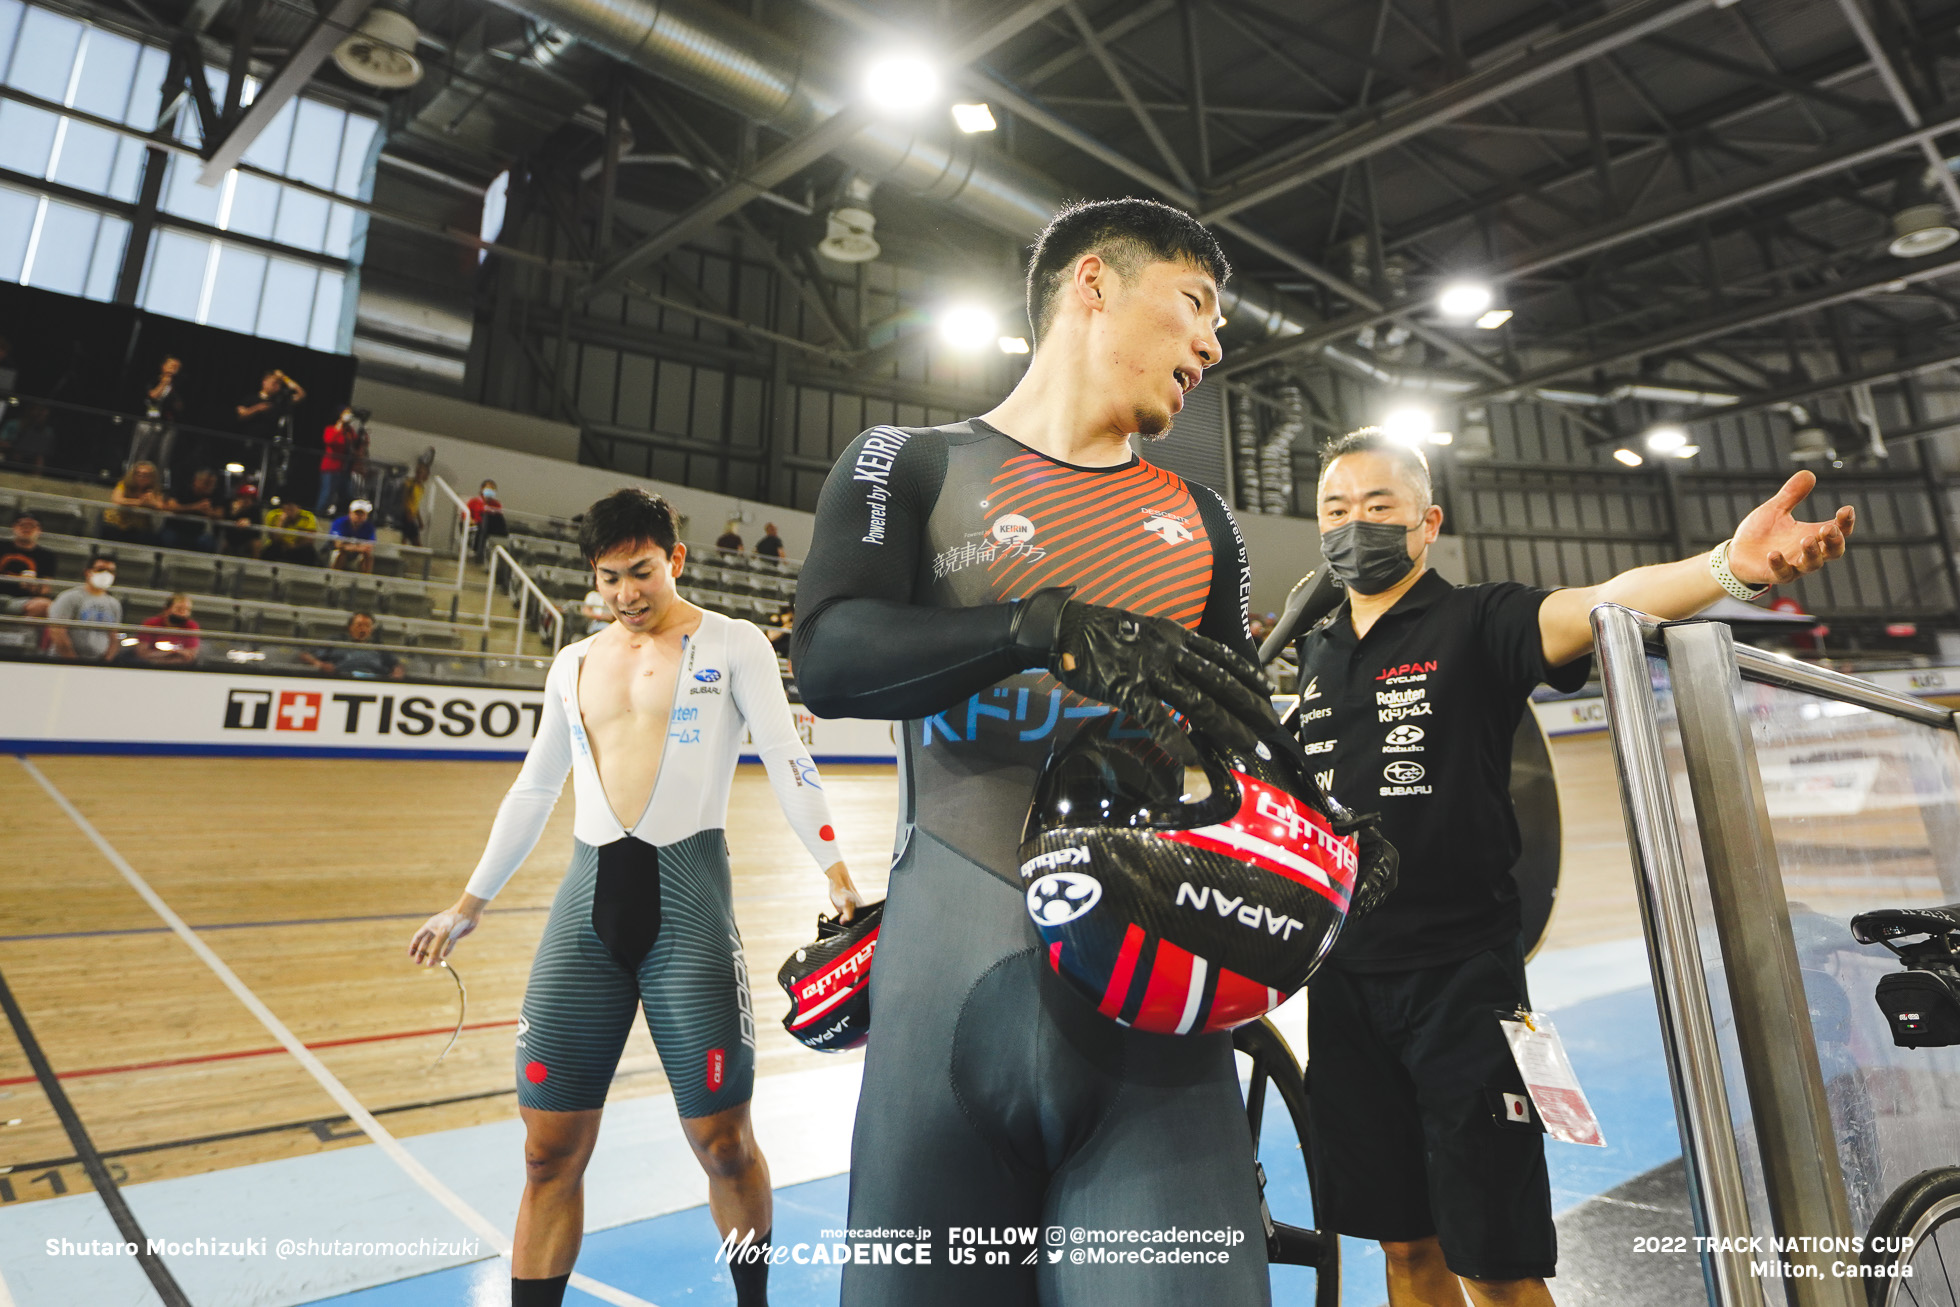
[928,443,1213,627]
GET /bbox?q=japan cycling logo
[1383,760,1426,784]
[1027,871,1103,926]
[990,513,1036,544]
[1141,512,1194,545]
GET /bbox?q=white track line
[19,757,656,1307]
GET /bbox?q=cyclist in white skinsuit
[410,488,858,1307]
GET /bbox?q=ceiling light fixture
[863,53,940,115]
[938,304,1000,351]
[1644,425,1689,454]
[1436,281,1493,322]
[997,336,1030,355]
[1382,407,1436,446]
[1474,308,1513,330]
[951,103,997,133]
[1613,447,1644,467]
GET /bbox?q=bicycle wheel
[1236,1017,1340,1307]
[1861,1166,1960,1307]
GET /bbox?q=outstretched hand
[1729,470,1855,587]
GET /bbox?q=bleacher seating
[6,482,795,673]
[507,531,800,630]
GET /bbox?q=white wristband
[1709,539,1769,601]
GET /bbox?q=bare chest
[577,638,685,739]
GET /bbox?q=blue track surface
[315,983,1682,1307]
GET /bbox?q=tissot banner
[0,664,900,762]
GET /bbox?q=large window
[0,0,376,351]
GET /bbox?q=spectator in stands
[467,480,508,564]
[236,369,305,441]
[764,607,793,653]
[134,592,200,667]
[104,461,166,544]
[0,512,55,619]
[329,499,378,573]
[755,522,784,560]
[581,587,612,635]
[0,404,56,470]
[399,454,432,548]
[261,498,322,566]
[316,408,362,516]
[217,484,261,556]
[301,610,403,680]
[128,356,186,485]
[46,554,121,661]
[162,467,225,551]
[716,521,744,555]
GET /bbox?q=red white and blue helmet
[1019,718,1356,1035]
[778,901,882,1051]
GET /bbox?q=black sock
[729,1228,771,1307]
[510,1272,571,1307]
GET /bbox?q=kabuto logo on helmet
[1019,717,1359,1036]
[1021,846,1091,875]
[1028,872,1103,926]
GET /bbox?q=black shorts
[515,832,756,1119]
[1305,941,1556,1281]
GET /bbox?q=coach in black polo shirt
[1298,428,1854,1307]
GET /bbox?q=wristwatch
[1708,538,1769,601]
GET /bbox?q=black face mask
[1320,520,1419,595]
[166,613,190,626]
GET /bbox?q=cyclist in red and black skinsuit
[794,200,1287,1307]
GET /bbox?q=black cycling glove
[1327,803,1399,919]
[1010,587,1280,764]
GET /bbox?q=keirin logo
[991,513,1035,544]
[1020,846,1091,877]
[1027,871,1102,926]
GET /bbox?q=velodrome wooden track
[0,739,1639,1213]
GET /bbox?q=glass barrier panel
[1655,655,1960,1243]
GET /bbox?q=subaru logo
[1027,871,1103,927]
[1383,760,1426,784]
[694,669,721,682]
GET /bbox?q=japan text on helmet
[778,900,884,1051]
[1019,715,1357,1035]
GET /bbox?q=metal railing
[1594,604,1960,1306]
[484,544,565,655]
[430,475,474,592]
[6,486,439,579]
[0,614,550,689]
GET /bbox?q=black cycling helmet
[1019,716,1356,1035]
[778,900,883,1051]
